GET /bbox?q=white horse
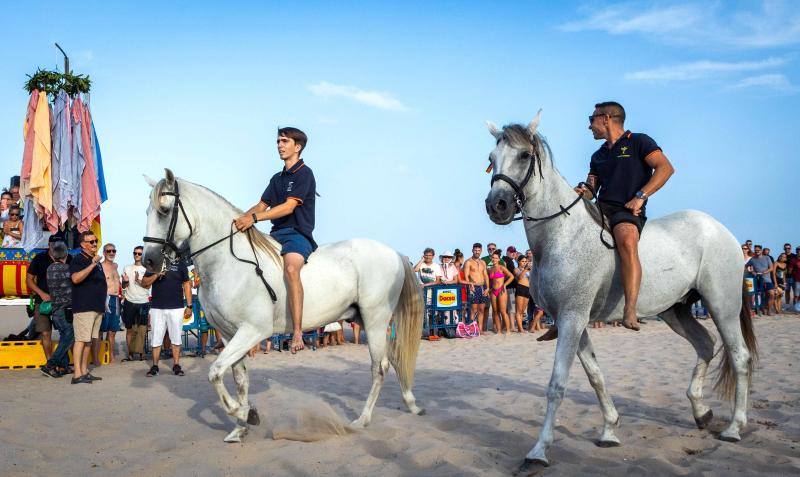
[142,169,425,443]
[483,114,757,470]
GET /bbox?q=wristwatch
[251,213,258,223]
[186,303,193,308]
[635,190,648,201]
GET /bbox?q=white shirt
[417,262,443,284]
[122,264,150,303]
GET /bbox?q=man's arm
[139,272,161,288]
[625,151,675,215]
[72,257,101,284]
[234,199,298,231]
[26,272,49,301]
[574,174,598,199]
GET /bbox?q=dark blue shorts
[101,296,122,332]
[271,227,314,262]
[469,285,488,305]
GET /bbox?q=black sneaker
[172,364,185,376]
[71,374,92,384]
[85,373,103,381]
[40,365,60,379]
[146,365,159,377]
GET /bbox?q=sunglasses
[9,213,20,217]
[105,249,117,254]
[133,252,142,256]
[84,239,98,245]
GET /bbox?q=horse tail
[714,288,758,400]
[388,258,424,391]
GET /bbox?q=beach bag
[456,321,480,338]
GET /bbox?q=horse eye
[520,151,531,160]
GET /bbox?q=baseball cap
[506,246,517,253]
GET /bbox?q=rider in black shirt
[540,102,674,340]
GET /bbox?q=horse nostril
[496,199,508,212]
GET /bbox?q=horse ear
[143,174,157,188]
[165,168,175,184]
[486,121,501,139]
[527,109,543,137]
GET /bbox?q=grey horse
[484,113,757,469]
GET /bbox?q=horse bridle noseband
[143,181,277,302]
[490,142,615,249]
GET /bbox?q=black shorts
[598,201,646,235]
[515,284,531,299]
[122,302,149,329]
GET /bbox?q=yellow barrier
[0,340,110,370]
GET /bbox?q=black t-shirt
[69,252,107,313]
[145,260,189,309]
[589,131,661,208]
[46,262,72,309]
[503,256,517,287]
[28,251,73,296]
[260,159,317,246]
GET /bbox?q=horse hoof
[695,410,713,430]
[718,431,741,443]
[596,439,621,448]
[416,408,427,416]
[223,427,248,443]
[515,457,548,475]
[348,418,367,429]
[247,408,261,426]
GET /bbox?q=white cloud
[561,2,800,49]
[624,57,787,82]
[308,81,409,111]
[728,74,797,92]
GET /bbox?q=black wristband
[251,213,258,223]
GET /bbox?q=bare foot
[537,326,558,341]
[622,315,640,331]
[290,336,305,354]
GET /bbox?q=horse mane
[501,124,608,230]
[153,178,283,266]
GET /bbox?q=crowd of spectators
[414,242,546,334]
[742,241,799,316]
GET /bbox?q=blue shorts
[469,285,488,305]
[100,296,122,332]
[271,227,314,262]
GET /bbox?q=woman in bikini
[513,256,532,333]
[488,250,514,335]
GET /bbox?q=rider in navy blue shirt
[540,102,675,341]
[235,127,317,354]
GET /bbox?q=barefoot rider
[235,127,318,353]
[539,101,674,340]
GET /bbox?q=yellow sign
[437,290,457,307]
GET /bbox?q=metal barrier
[423,284,472,338]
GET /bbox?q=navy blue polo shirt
[260,159,316,244]
[145,260,190,309]
[69,252,107,313]
[589,131,661,207]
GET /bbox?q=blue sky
[1,1,798,263]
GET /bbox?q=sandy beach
[1,315,798,476]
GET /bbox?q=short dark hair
[423,247,435,256]
[754,244,762,249]
[78,231,96,243]
[278,127,308,153]
[784,243,791,248]
[0,191,11,198]
[492,250,502,257]
[472,243,482,249]
[487,243,497,248]
[51,242,68,260]
[594,101,625,124]
[134,245,144,252]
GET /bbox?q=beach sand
[1,316,798,476]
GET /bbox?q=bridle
[489,139,615,249]
[142,181,278,302]
[490,144,584,224]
